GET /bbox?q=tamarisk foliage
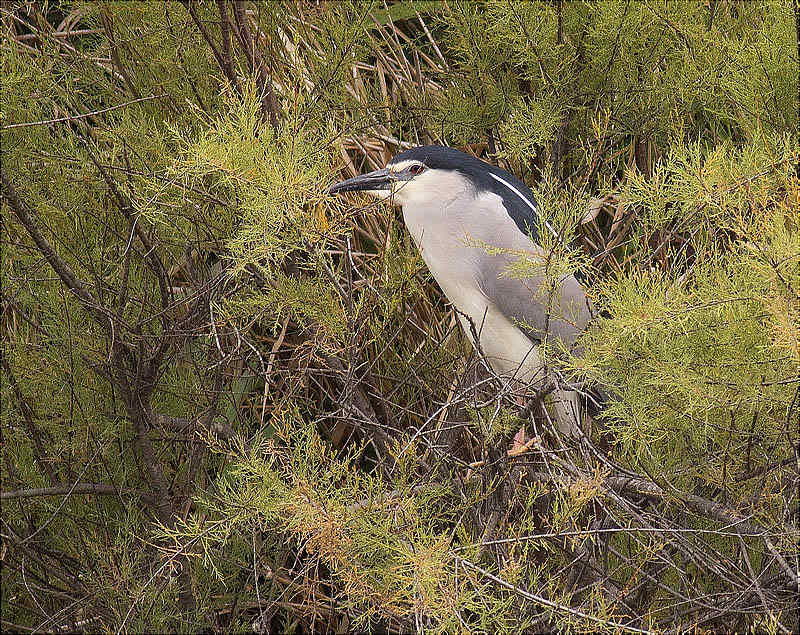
[2,1,798,632]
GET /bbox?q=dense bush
[2,1,798,632]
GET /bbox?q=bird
[328,145,598,436]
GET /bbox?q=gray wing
[478,241,595,351]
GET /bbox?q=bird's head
[327,145,481,207]
[328,145,543,241]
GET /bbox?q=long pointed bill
[327,168,393,195]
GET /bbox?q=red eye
[409,164,425,176]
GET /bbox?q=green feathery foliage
[2,1,798,632]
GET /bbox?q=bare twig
[1,483,144,501]
[457,557,652,634]
[1,94,167,130]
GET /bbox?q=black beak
[327,168,393,195]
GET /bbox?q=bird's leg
[550,388,584,438]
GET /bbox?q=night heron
[329,145,598,435]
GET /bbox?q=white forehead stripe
[488,172,559,240]
[389,159,420,172]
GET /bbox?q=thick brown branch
[525,471,799,537]
[182,0,240,91]
[2,173,117,337]
[230,0,279,131]
[1,356,56,485]
[215,0,240,91]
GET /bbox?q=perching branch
[525,471,799,538]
